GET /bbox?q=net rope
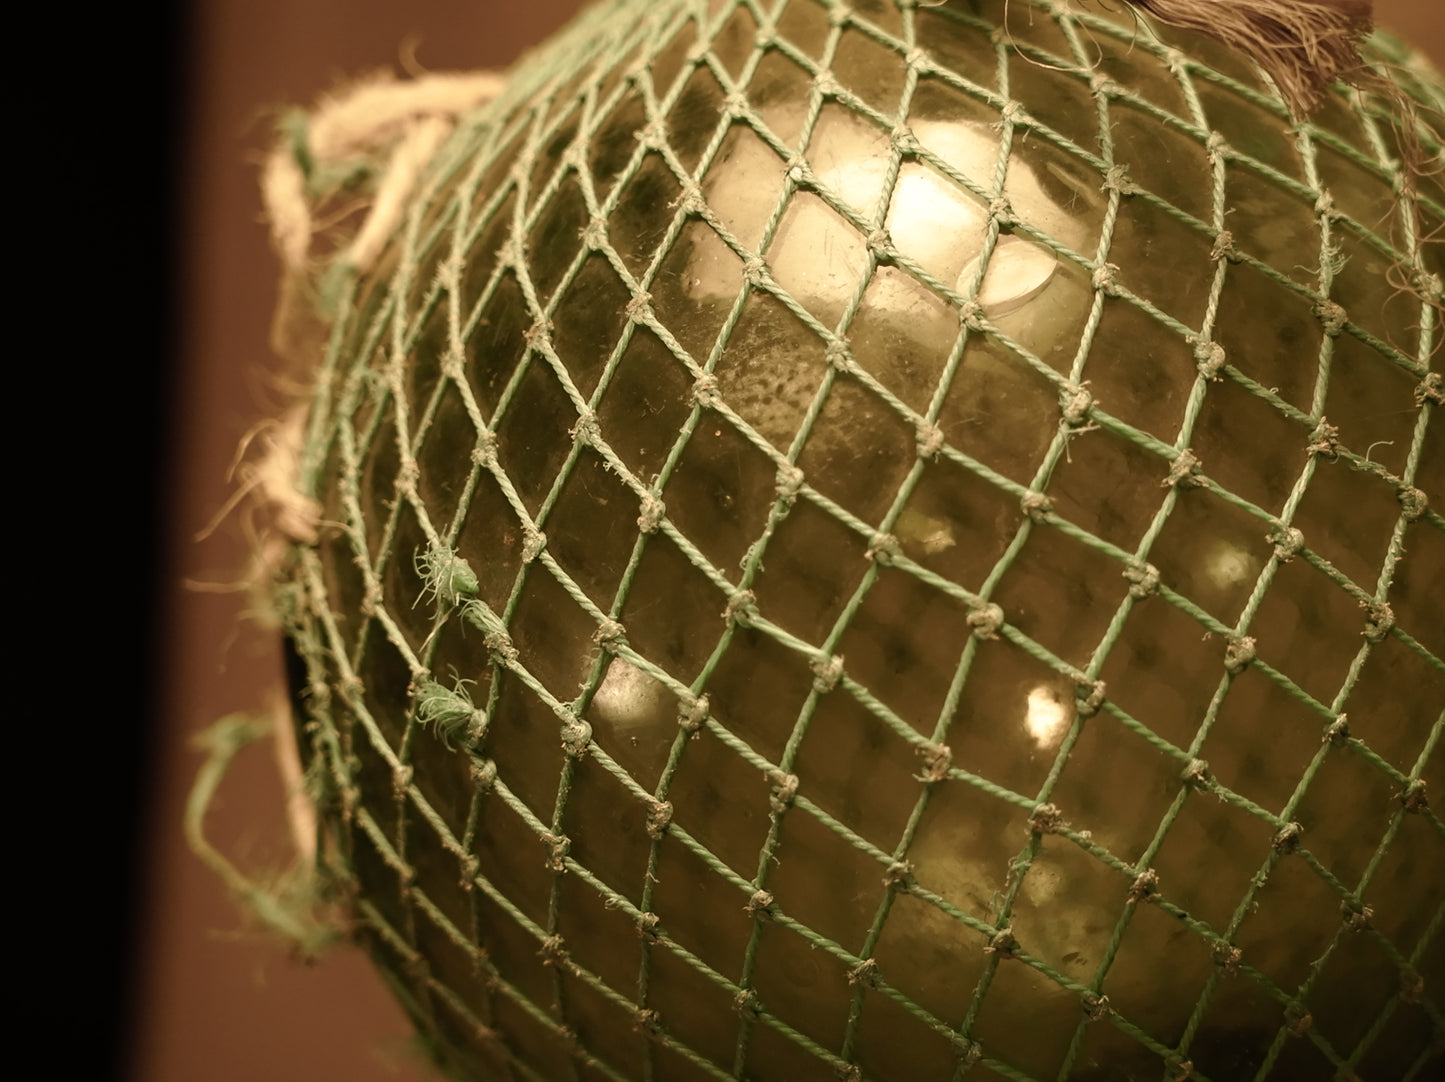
[275,1,1444,1079]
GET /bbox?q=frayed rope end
[186,713,345,960]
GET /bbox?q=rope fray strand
[186,711,340,959]
[1110,0,1375,118]
[191,405,320,595]
[263,70,505,275]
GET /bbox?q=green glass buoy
[271,2,1444,1078]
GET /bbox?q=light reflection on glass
[1025,683,1070,749]
[592,656,667,732]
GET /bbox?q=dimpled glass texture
[281,1,1445,1079]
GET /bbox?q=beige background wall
[139,3,1443,1081]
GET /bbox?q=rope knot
[625,291,653,322]
[1272,821,1304,852]
[1224,635,1257,674]
[967,601,1005,640]
[569,409,601,447]
[460,854,480,891]
[538,935,571,969]
[560,716,592,758]
[521,526,547,563]
[884,860,915,888]
[1340,899,1373,931]
[1163,448,1207,489]
[915,421,945,458]
[1324,714,1350,745]
[1166,1056,1194,1081]
[1269,523,1304,561]
[483,628,519,667]
[645,799,673,839]
[691,373,722,409]
[1401,968,1424,1004]
[1362,600,1394,643]
[636,911,661,942]
[1210,230,1242,263]
[724,589,758,627]
[1212,942,1243,973]
[812,70,842,97]
[1129,868,1159,901]
[1399,779,1429,813]
[1029,803,1064,835]
[471,758,498,792]
[1313,298,1348,336]
[523,317,552,350]
[1060,381,1093,426]
[866,532,901,565]
[986,926,1017,956]
[1091,263,1121,295]
[957,298,986,330]
[768,770,799,814]
[1124,560,1160,598]
[637,118,666,150]
[1182,759,1212,790]
[637,491,666,533]
[391,765,414,802]
[581,216,608,249]
[1397,484,1428,521]
[1192,338,1226,381]
[1101,164,1138,195]
[775,463,805,501]
[988,196,1017,225]
[675,181,707,217]
[848,959,880,988]
[918,742,953,783]
[472,429,499,468]
[995,100,1026,128]
[542,831,571,872]
[1416,371,1445,407]
[1021,490,1053,522]
[1090,72,1122,99]
[733,989,762,1019]
[1075,677,1107,717]
[679,694,709,734]
[1082,991,1112,1022]
[394,459,420,499]
[891,125,921,155]
[1306,419,1340,458]
[810,653,844,693]
[952,1036,982,1067]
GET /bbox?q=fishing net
[268,1,1444,1078]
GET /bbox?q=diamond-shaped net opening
[278,2,1445,1080]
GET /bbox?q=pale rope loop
[308,71,507,162]
[263,71,506,276]
[348,114,454,270]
